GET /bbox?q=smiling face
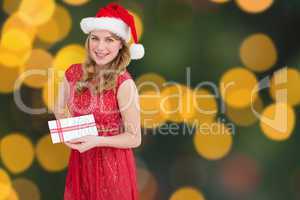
[88,29,123,67]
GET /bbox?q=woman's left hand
[66,135,99,153]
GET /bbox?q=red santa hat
[80,2,144,60]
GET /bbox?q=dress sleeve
[64,63,83,83]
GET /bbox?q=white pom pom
[130,43,145,60]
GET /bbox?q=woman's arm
[98,79,142,148]
[53,75,71,119]
[67,79,142,151]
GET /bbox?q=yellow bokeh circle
[136,73,166,93]
[5,187,19,200]
[187,89,218,126]
[226,96,264,127]
[42,77,60,111]
[18,0,56,26]
[20,49,53,89]
[161,84,196,123]
[240,33,277,72]
[36,134,70,172]
[62,0,90,6]
[220,67,258,108]
[2,13,36,41]
[235,0,274,13]
[1,29,33,52]
[0,168,12,200]
[170,187,205,200]
[260,103,295,141]
[37,4,72,44]
[53,44,86,72]
[270,68,300,106]
[0,64,22,93]
[0,134,34,174]
[194,122,233,160]
[140,90,166,129]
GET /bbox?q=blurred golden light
[5,187,19,200]
[179,87,196,121]
[226,96,263,126]
[135,73,166,93]
[170,187,205,200]
[17,0,56,26]
[187,89,218,126]
[0,45,30,68]
[36,135,70,172]
[1,29,32,52]
[260,103,295,141]
[0,168,12,200]
[235,0,273,13]
[210,0,230,3]
[220,67,258,108]
[20,49,53,89]
[270,68,300,106]
[37,4,72,44]
[0,65,21,93]
[0,47,19,68]
[42,77,59,111]
[53,44,85,73]
[194,122,233,160]
[140,90,166,129]
[240,33,277,72]
[2,13,36,41]
[0,133,34,174]
[62,0,90,6]
[137,168,158,200]
[3,0,21,15]
[161,84,196,123]
[129,11,143,42]
[12,178,40,200]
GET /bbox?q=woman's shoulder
[117,69,133,83]
[116,69,134,92]
[65,63,83,82]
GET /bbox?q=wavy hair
[75,33,131,94]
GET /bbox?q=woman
[54,3,144,200]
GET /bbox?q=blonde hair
[76,33,131,94]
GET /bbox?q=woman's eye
[91,37,98,41]
[106,38,114,42]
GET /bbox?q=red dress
[63,63,139,200]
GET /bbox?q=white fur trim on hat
[80,17,131,42]
[130,43,144,60]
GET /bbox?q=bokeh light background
[0,0,300,200]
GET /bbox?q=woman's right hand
[64,141,79,149]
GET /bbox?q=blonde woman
[54,3,144,200]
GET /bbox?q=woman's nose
[96,40,107,50]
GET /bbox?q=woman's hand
[64,135,100,153]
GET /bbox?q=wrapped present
[48,114,98,144]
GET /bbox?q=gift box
[48,114,98,144]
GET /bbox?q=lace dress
[63,63,139,200]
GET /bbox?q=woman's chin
[94,59,109,66]
[92,55,116,67]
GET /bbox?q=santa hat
[80,3,144,60]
